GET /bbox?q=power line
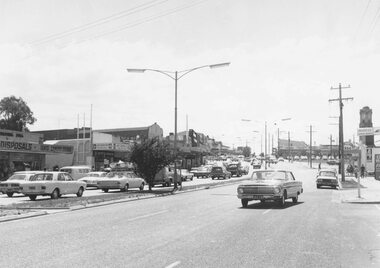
[353,0,372,41]
[60,0,208,47]
[29,0,171,46]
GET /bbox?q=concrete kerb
[340,176,380,204]
[0,176,249,222]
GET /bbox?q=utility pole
[329,83,353,182]
[330,134,333,157]
[288,131,291,162]
[306,125,316,168]
[265,121,267,169]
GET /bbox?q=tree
[242,146,251,158]
[130,137,174,191]
[0,96,36,131]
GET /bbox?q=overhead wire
[353,0,372,41]
[369,5,380,36]
[29,0,171,47]
[54,0,209,48]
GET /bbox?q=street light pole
[127,62,230,190]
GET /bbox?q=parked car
[210,166,231,180]
[240,165,249,175]
[179,169,194,181]
[97,171,146,192]
[251,160,261,169]
[227,164,242,177]
[316,169,339,189]
[237,170,303,207]
[19,172,86,201]
[78,171,108,187]
[59,165,91,180]
[0,171,42,197]
[192,165,211,178]
[278,157,285,162]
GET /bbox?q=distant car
[316,169,339,189]
[278,157,285,162]
[97,171,145,192]
[19,172,86,201]
[327,159,339,165]
[240,165,249,175]
[227,164,242,177]
[192,166,211,178]
[78,171,108,187]
[294,156,300,161]
[210,166,231,180]
[251,160,261,169]
[180,169,194,181]
[0,171,42,197]
[237,170,303,207]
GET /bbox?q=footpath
[340,174,380,204]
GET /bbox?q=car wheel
[6,192,13,197]
[279,191,286,207]
[190,176,193,181]
[260,200,265,203]
[292,195,298,203]
[121,184,129,192]
[76,187,84,197]
[51,189,59,199]
[212,177,214,180]
[139,182,144,191]
[241,199,248,208]
[102,189,109,193]
[317,185,321,189]
[29,195,37,201]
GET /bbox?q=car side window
[58,174,65,181]
[45,174,53,181]
[65,174,74,181]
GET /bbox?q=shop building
[0,129,73,180]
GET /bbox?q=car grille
[242,186,274,194]
[321,179,337,183]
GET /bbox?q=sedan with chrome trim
[0,171,43,197]
[19,172,86,201]
[237,170,303,207]
[78,171,108,188]
[316,169,339,189]
[97,171,145,192]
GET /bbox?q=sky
[1,0,380,152]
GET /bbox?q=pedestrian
[360,164,365,178]
[354,165,359,179]
[318,162,321,171]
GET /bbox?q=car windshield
[251,171,286,180]
[8,174,29,181]
[319,171,336,177]
[213,167,222,172]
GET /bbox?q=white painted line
[375,205,380,211]
[126,210,168,222]
[263,209,272,215]
[165,261,181,268]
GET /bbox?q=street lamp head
[209,62,230,69]
[126,68,146,73]
[281,118,292,121]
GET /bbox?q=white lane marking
[126,210,168,222]
[375,205,380,211]
[263,209,272,215]
[165,261,181,268]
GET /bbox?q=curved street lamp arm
[144,69,176,80]
[177,65,210,80]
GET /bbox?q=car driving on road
[97,171,145,192]
[316,169,339,189]
[210,166,231,180]
[237,170,303,207]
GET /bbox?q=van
[59,165,91,180]
[153,167,182,187]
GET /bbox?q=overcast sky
[1,0,379,151]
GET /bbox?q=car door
[56,173,67,194]
[64,173,77,193]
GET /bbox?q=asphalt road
[1,162,379,268]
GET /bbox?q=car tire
[76,187,84,197]
[121,184,129,192]
[292,195,298,203]
[29,195,37,201]
[241,199,248,208]
[139,182,144,191]
[190,176,193,181]
[260,200,265,203]
[212,177,214,180]
[317,185,321,189]
[51,189,59,199]
[279,191,286,207]
[6,192,13,197]
[102,189,109,193]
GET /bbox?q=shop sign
[0,140,33,151]
[366,148,373,162]
[114,143,132,151]
[93,143,113,150]
[357,127,380,136]
[375,154,380,180]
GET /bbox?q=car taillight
[41,186,46,190]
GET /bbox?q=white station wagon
[19,172,86,201]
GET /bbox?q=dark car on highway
[227,164,242,177]
[210,166,231,180]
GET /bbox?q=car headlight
[274,187,281,194]
[237,188,244,194]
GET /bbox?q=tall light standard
[127,62,230,189]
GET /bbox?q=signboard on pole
[375,154,380,181]
[367,148,373,162]
[357,127,380,136]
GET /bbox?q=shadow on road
[239,201,304,210]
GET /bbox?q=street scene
[1,0,380,267]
